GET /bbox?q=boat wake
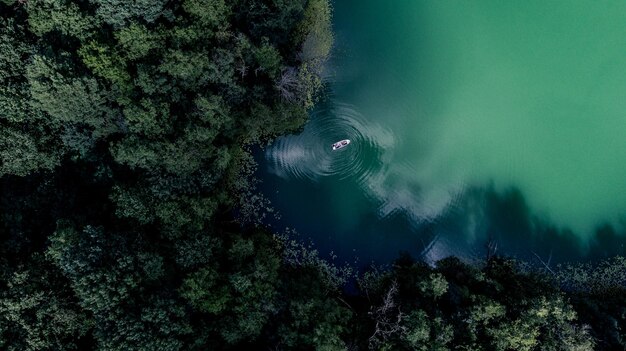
[265,101,394,183]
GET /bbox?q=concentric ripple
[265,101,394,183]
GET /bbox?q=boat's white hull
[332,139,351,150]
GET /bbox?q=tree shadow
[424,184,626,264]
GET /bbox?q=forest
[0,0,625,350]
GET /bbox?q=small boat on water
[332,139,350,150]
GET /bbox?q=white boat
[332,139,351,150]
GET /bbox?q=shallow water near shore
[259,0,626,264]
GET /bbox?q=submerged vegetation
[0,0,624,350]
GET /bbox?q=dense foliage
[0,1,625,350]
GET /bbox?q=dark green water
[260,1,626,264]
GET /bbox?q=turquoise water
[260,1,626,263]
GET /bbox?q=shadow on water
[425,185,626,265]
[258,145,626,267]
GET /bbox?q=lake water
[259,1,626,265]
